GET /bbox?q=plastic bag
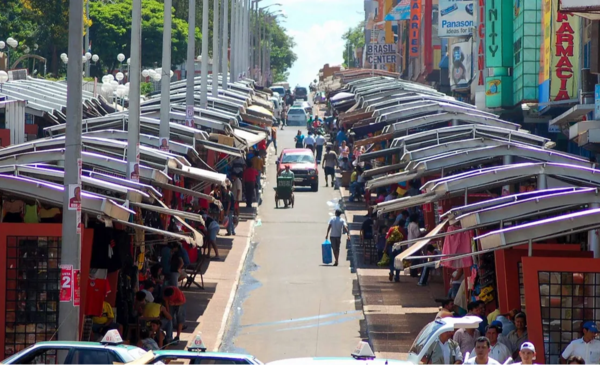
[377,252,390,267]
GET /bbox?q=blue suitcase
[322,240,333,264]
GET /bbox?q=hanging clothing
[441,225,474,269]
[23,204,39,223]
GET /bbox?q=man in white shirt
[304,131,316,153]
[454,326,480,359]
[561,321,600,364]
[423,330,463,364]
[464,337,501,365]
[315,133,326,163]
[325,209,348,266]
[485,324,512,363]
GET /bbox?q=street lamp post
[212,0,220,98]
[85,0,91,77]
[200,0,209,108]
[160,0,172,142]
[128,0,142,184]
[117,53,125,71]
[186,0,195,127]
[229,0,237,83]
[0,38,18,71]
[221,0,229,90]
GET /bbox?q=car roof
[282,148,313,154]
[30,341,134,349]
[267,358,407,365]
[153,350,255,359]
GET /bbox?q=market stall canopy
[111,219,196,246]
[247,105,273,117]
[377,102,505,125]
[475,208,600,249]
[330,92,355,102]
[382,112,520,136]
[233,128,267,147]
[394,220,449,268]
[365,94,474,112]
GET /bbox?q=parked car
[277,148,319,191]
[148,350,264,364]
[294,86,308,101]
[286,107,308,126]
[270,97,282,121]
[270,86,286,99]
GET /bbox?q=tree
[20,0,92,75]
[89,0,197,75]
[342,21,364,68]
[267,20,297,83]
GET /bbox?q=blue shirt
[160,246,172,273]
[336,131,348,144]
[496,315,516,335]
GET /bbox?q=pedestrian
[407,213,421,277]
[242,161,259,207]
[485,324,512,363]
[422,330,463,364]
[143,297,173,343]
[251,152,265,206]
[477,300,489,335]
[507,312,529,360]
[163,286,186,344]
[435,298,455,319]
[294,130,305,148]
[454,325,481,360]
[149,319,167,348]
[322,145,337,187]
[231,173,242,217]
[495,309,517,335]
[463,337,501,365]
[338,140,350,162]
[490,320,512,350]
[514,342,537,365]
[138,329,160,351]
[222,183,236,236]
[385,225,405,282]
[561,321,600,364]
[268,126,278,153]
[448,268,464,299]
[418,244,440,286]
[315,132,326,162]
[200,210,221,259]
[325,209,349,266]
[304,131,316,153]
[280,106,287,130]
[335,128,348,149]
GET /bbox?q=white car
[267,317,482,365]
[286,107,308,126]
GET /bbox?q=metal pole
[221,0,229,89]
[186,0,196,127]
[60,0,83,343]
[244,0,250,76]
[236,0,242,80]
[129,0,142,176]
[160,0,172,140]
[212,0,220,97]
[254,3,259,80]
[200,0,209,107]
[85,0,90,77]
[230,0,237,83]
[258,13,262,85]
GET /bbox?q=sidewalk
[338,184,445,360]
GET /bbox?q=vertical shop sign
[550,10,580,101]
[409,0,421,57]
[485,0,512,67]
[72,269,81,306]
[60,265,73,302]
[477,0,485,86]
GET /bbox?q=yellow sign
[539,0,551,85]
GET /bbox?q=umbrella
[330,92,355,102]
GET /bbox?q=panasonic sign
[438,0,475,37]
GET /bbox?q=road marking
[239,310,362,329]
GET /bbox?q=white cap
[520,342,535,352]
[100,329,123,344]
[188,334,207,352]
[351,341,375,359]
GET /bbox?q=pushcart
[274,175,294,208]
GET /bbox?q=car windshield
[288,109,305,115]
[296,87,308,95]
[409,320,443,356]
[272,87,285,94]
[282,153,315,164]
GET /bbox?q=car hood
[279,163,314,170]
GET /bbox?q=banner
[450,39,473,89]
[438,0,474,37]
[385,0,410,21]
[60,265,73,302]
[549,9,580,101]
[539,0,551,85]
[485,0,513,67]
[409,0,421,57]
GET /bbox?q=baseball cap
[583,321,599,333]
[491,320,503,330]
[520,342,535,352]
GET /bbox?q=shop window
[538,271,600,364]
[518,262,526,312]
[4,236,61,358]
[513,38,522,65]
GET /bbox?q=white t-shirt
[488,342,512,363]
[304,136,316,146]
[562,338,600,364]
[316,135,326,146]
[328,216,347,238]
[463,356,501,365]
[440,340,451,364]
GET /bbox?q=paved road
[220,126,365,362]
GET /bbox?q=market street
[220,126,365,362]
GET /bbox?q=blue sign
[385,0,411,21]
[595,84,600,120]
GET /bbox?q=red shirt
[257,140,267,151]
[243,167,259,183]
[85,278,111,316]
[165,286,186,306]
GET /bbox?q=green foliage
[267,20,297,83]
[342,21,364,68]
[141,82,153,96]
[89,0,197,75]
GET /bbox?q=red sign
[409,0,421,57]
[72,269,81,306]
[553,12,576,101]
[477,0,485,86]
[60,265,73,302]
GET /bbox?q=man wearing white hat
[514,342,537,365]
[561,321,600,364]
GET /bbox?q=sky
[260,0,364,88]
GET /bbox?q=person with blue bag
[325,209,349,266]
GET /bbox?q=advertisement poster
[159,137,169,152]
[73,269,81,306]
[130,162,140,182]
[60,265,73,302]
[385,0,410,21]
[439,0,474,37]
[185,105,194,127]
[68,184,81,210]
[450,39,473,89]
[409,0,421,57]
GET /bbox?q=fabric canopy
[330,92,355,102]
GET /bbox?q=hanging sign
[550,10,580,101]
[68,184,81,210]
[73,269,81,306]
[185,105,195,127]
[130,162,140,182]
[438,0,474,37]
[159,137,169,152]
[409,0,421,57]
[60,265,73,302]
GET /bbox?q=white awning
[394,220,449,269]
[366,169,419,190]
[169,165,228,186]
[549,104,594,127]
[233,128,267,147]
[129,201,206,225]
[112,219,196,246]
[376,191,437,214]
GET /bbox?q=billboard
[450,39,472,90]
[409,0,421,57]
[438,0,474,37]
[385,0,410,21]
[485,0,513,67]
[366,43,398,66]
[549,10,580,101]
[560,0,600,11]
